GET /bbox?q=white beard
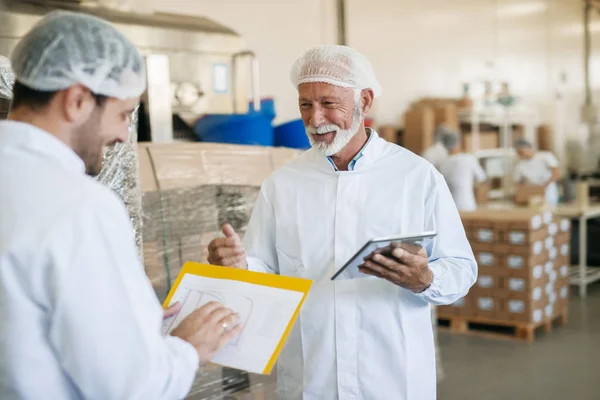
[305,105,363,156]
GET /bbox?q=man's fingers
[219,323,243,347]
[193,301,225,320]
[218,313,240,331]
[163,301,181,319]
[208,238,228,252]
[390,247,426,265]
[206,307,235,326]
[359,265,383,279]
[221,256,246,268]
[215,246,244,259]
[222,223,237,239]
[361,260,405,282]
[371,253,404,273]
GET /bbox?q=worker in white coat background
[0,11,241,400]
[439,130,488,211]
[208,45,477,400]
[422,124,451,169]
[514,137,560,206]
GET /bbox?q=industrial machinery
[0,0,260,142]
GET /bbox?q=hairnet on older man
[290,45,382,96]
[10,10,146,99]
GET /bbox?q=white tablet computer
[331,231,437,281]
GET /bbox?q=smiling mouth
[312,131,336,142]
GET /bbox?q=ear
[361,89,375,115]
[62,84,96,125]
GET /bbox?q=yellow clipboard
[162,262,313,374]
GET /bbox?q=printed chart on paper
[162,273,304,374]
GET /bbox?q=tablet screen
[331,232,437,281]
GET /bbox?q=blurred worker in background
[208,45,477,400]
[439,130,487,211]
[0,11,240,399]
[423,124,452,169]
[514,137,560,206]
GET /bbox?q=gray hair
[514,137,532,149]
[441,131,461,150]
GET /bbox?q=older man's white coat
[244,130,477,400]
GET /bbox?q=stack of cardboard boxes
[439,208,571,326]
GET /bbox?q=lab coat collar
[0,120,85,174]
[315,128,384,172]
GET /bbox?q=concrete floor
[438,283,600,400]
[188,284,599,399]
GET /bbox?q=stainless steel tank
[0,0,259,142]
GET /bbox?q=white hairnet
[290,45,382,97]
[11,10,146,100]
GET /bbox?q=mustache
[305,124,340,135]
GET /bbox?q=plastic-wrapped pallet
[138,141,300,398]
[0,56,14,120]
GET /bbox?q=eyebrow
[299,96,342,102]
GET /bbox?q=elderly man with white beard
[208,45,477,400]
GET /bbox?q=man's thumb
[222,223,237,238]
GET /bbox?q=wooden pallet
[437,309,568,343]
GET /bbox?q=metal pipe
[337,0,347,45]
[232,50,260,113]
[584,0,592,106]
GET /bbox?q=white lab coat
[514,151,559,206]
[0,121,198,400]
[243,131,477,400]
[439,153,487,211]
[422,142,448,170]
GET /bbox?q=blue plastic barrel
[194,113,274,146]
[248,98,276,120]
[274,119,310,149]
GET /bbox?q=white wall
[346,0,597,164]
[149,0,339,125]
[147,0,596,165]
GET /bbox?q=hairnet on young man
[10,10,146,100]
[290,45,382,97]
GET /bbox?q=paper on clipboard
[161,262,312,375]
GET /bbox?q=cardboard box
[403,107,435,155]
[556,258,571,280]
[505,292,546,323]
[463,131,499,152]
[471,273,505,297]
[557,217,571,234]
[558,242,570,259]
[504,269,545,295]
[471,220,497,244]
[499,225,547,247]
[472,243,498,268]
[438,296,473,318]
[474,182,490,205]
[433,103,459,131]
[494,244,547,272]
[514,184,545,206]
[378,125,398,144]
[556,232,571,246]
[537,124,554,152]
[473,296,503,319]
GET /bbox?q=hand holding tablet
[331,232,436,292]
